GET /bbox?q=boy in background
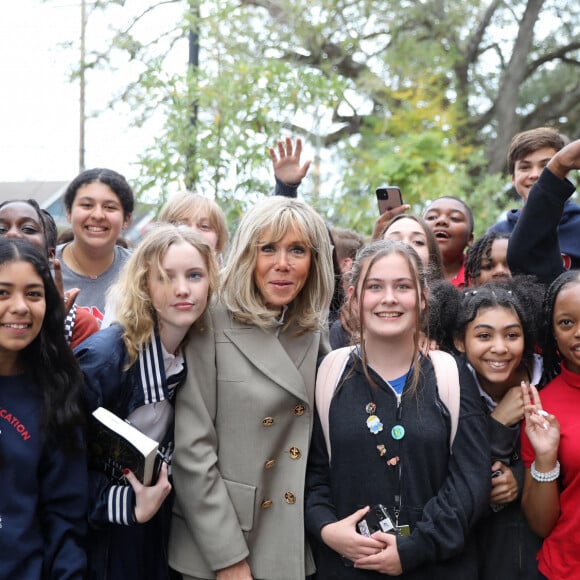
[507,137,580,283]
[488,128,580,278]
[330,226,365,290]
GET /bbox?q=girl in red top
[423,196,474,288]
[521,270,580,579]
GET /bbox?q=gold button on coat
[264,459,277,469]
[284,492,296,504]
[293,404,305,416]
[262,417,274,426]
[261,499,273,509]
[289,447,301,460]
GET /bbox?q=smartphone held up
[376,186,403,214]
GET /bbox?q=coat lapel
[224,326,318,402]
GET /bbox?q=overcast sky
[0,0,158,183]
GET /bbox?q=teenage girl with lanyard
[305,240,490,579]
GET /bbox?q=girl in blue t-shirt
[306,240,490,578]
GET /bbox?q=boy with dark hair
[507,138,580,283]
[488,129,580,272]
[506,127,566,182]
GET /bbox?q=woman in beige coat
[169,196,335,580]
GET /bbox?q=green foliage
[73,0,579,237]
[311,77,509,235]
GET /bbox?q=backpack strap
[429,349,460,452]
[316,347,460,459]
[315,346,355,461]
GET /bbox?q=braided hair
[465,231,510,286]
[541,270,580,384]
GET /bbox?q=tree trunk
[487,0,546,174]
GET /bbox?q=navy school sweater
[0,374,88,579]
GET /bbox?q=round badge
[366,415,384,434]
[365,402,377,415]
[391,424,405,440]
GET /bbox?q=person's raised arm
[269,137,311,197]
[546,139,580,181]
[507,140,580,283]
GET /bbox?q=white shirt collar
[161,342,184,378]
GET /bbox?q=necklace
[66,243,112,280]
[363,369,413,536]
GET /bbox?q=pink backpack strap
[315,346,355,461]
[429,350,460,452]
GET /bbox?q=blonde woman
[75,224,218,580]
[170,196,335,580]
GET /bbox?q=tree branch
[525,41,580,76]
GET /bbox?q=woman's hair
[382,213,444,281]
[450,278,543,379]
[541,270,580,384]
[0,238,84,449]
[111,224,219,366]
[158,190,229,254]
[63,168,135,218]
[220,196,334,332]
[465,231,510,286]
[346,239,428,394]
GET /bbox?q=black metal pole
[185,0,200,189]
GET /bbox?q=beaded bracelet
[531,460,560,483]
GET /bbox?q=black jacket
[475,409,543,580]
[305,354,490,579]
[466,355,544,580]
[501,168,579,283]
